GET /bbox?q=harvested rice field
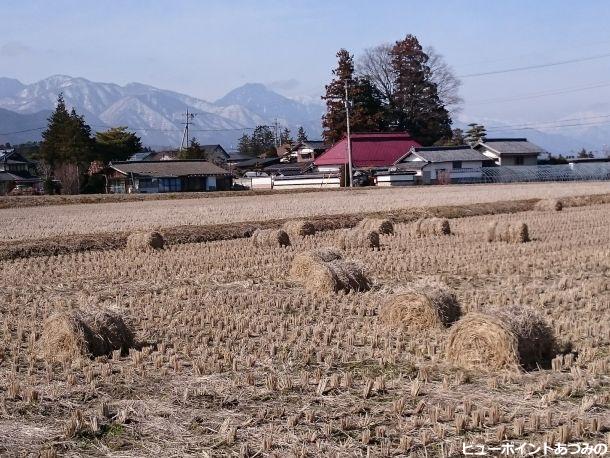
[1,181,609,241]
[0,186,609,457]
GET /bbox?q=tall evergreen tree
[39,94,72,169]
[95,126,142,162]
[296,126,308,143]
[465,123,487,146]
[279,127,293,146]
[237,133,251,155]
[389,35,452,145]
[322,49,387,144]
[178,138,207,160]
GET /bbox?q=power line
[468,80,610,105]
[0,127,45,135]
[459,52,610,78]
[486,114,610,131]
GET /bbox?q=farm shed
[314,132,421,172]
[106,160,232,193]
[475,138,545,166]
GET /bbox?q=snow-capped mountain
[0,75,325,148]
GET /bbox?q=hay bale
[290,249,370,293]
[126,231,164,250]
[379,281,461,332]
[357,218,394,235]
[486,221,529,243]
[535,199,563,212]
[413,218,451,237]
[283,220,316,237]
[38,309,134,360]
[252,229,291,247]
[446,305,555,372]
[338,229,380,249]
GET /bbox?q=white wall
[375,174,415,186]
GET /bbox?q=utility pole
[180,108,197,151]
[344,80,353,188]
[273,118,279,148]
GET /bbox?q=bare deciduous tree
[356,43,463,114]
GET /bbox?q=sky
[2,0,610,129]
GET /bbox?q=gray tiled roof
[398,146,489,163]
[110,160,230,177]
[477,138,545,156]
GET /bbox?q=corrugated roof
[314,132,421,168]
[401,145,489,163]
[110,160,230,177]
[477,138,545,156]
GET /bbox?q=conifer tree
[322,49,387,144]
[389,35,452,145]
[465,123,487,146]
[296,126,308,143]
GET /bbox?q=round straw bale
[38,309,134,360]
[252,229,291,247]
[446,305,555,372]
[413,218,451,237]
[126,231,164,250]
[379,281,461,331]
[283,220,316,237]
[290,248,343,280]
[290,249,370,293]
[338,229,380,249]
[486,221,529,243]
[357,218,394,235]
[535,199,563,212]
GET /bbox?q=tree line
[237,125,308,157]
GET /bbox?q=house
[232,157,281,174]
[294,140,329,163]
[377,145,493,186]
[0,149,42,195]
[475,138,545,166]
[263,161,314,177]
[105,160,232,193]
[314,132,421,172]
[145,145,229,165]
[128,151,156,161]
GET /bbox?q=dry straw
[535,199,563,212]
[252,229,291,247]
[126,231,164,250]
[338,229,380,250]
[379,280,461,332]
[283,220,316,237]
[413,218,451,237]
[290,248,371,293]
[38,309,135,360]
[357,218,394,235]
[486,221,529,243]
[446,305,555,372]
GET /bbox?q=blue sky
[2,0,610,126]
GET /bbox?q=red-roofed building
[314,132,421,171]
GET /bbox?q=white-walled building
[475,138,544,166]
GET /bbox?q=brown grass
[37,309,134,360]
[486,221,530,243]
[446,305,556,372]
[379,280,461,331]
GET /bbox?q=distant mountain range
[0,75,325,148]
[0,75,606,155]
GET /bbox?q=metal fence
[452,163,610,184]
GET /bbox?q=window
[159,178,182,192]
[515,156,524,165]
[452,161,462,169]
